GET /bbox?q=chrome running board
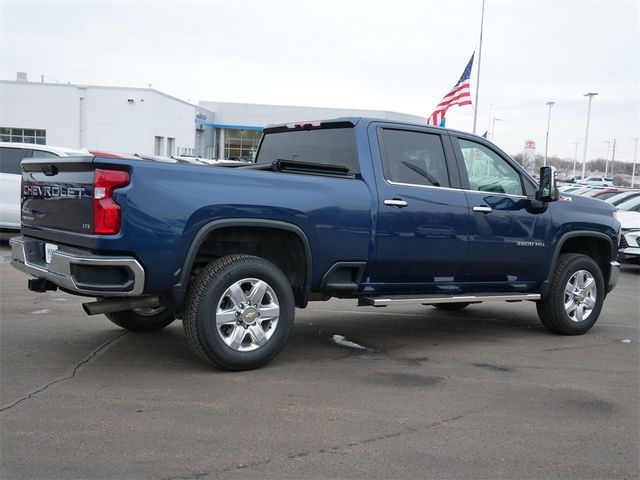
[360,293,541,307]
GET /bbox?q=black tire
[536,253,605,335]
[433,302,470,311]
[183,255,295,371]
[106,308,175,332]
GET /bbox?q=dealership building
[0,75,424,159]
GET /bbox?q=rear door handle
[472,206,493,213]
[384,199,408,208]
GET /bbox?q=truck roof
[264,116,474,138]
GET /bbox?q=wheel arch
[540,231,615,298]
[169,219,312,310]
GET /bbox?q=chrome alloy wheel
[564,269,597,322]
[214,278,280,352]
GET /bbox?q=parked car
[581,176,614,187]
[558,185,582,193]
[565,176,585,184]
[616,194,640,213]
[615,209,640,264]
[568,186,599,196]
[587,188,631,201]
[10,118,621,370]
[0,142,88,236]
[606,190,640,206]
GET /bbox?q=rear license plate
[45,243,58,264]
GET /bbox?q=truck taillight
[93,169,129,234]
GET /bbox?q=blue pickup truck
[11,118,621,370]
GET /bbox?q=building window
[154,136,165,156]
[167,137,175,156]
[224,129,262,161]
[0,127,46,144]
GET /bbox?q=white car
[606,190,640,206]
[617,211,640,264]
[616,195,640,264]
[0,142,88,236]
[581,176,614,187]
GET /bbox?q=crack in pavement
[212,409,482,477]
[0,331,127,414]
[542,341,616,352]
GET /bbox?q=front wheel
[536,253,605,335]
[106,307,175,332]
[183,255,295,371]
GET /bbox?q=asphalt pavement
[1,243,638,479]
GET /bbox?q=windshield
[256,128,357,172]
[617,195,640,212]
[608,192,640,205]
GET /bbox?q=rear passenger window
[0,147,26,174]
[380,129,449,187]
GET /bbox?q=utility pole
[632,137,638,188]
[581,93,598,181]
[472,0,486,134]
[603,140,611,175]
[491,117,501,142]
[572,142,579,178]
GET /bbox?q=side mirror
[536,166,559,202]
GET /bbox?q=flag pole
[472,0,485,134]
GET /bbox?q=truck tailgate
[21,156,95,234]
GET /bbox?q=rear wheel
[183,255,295,371]
[433,302,470,311]
[106,307,175,332]
[536,253,604,335]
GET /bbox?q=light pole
[571,142,579,178]
[581,93,598,181]
[610,138,616,177]
[544,101,555,166]
[602,140,611,175]
[632,137,638,188]
[492,117,501,142]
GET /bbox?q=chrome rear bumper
[10,236,145,297]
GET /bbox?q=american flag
[427,53,475,126]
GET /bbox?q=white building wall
[199,100,426,128]
[0,81,83,147]
[82,88,197,154]
[0,81,209,155]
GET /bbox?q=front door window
[457,139,523,196]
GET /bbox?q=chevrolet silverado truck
[11,118,621,370]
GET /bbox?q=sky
[0,0,638,161]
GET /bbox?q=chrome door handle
[472,206,493,213]
[384,199,408,208]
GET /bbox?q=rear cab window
[255,125,357,173]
